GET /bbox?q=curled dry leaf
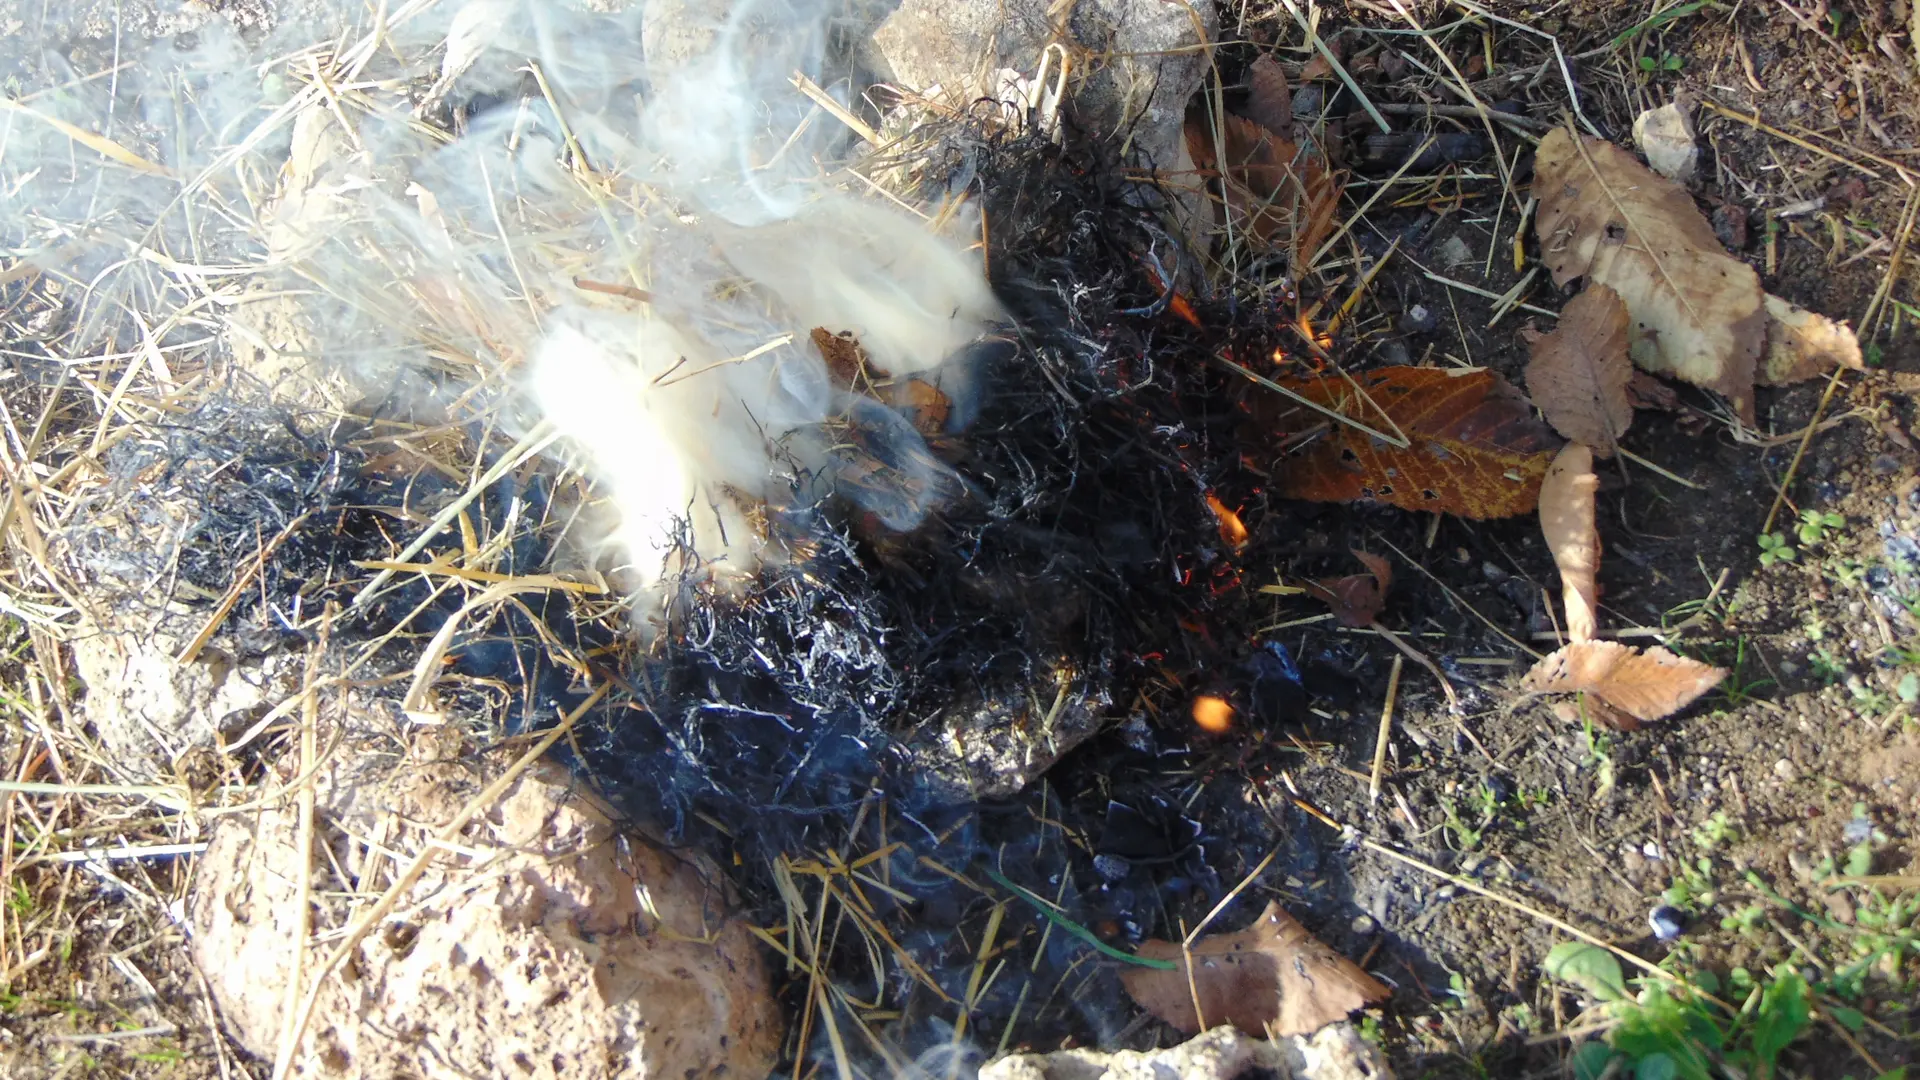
[1760,294,1865,386]
[1539,443,1600,643]
[1255,366,1562,519]
[1119,902,1389,1037]
[1523,640,1725,729]
[1533,129,1767,423]
[1523,285,1634,457]
[1303,549,1393,627]
[1186,112,1342,268]
[1243,55,1293,141]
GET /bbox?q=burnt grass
[5,2,1920,1078]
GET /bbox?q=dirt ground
[2,0,1919,1078]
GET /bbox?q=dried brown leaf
[1186,112,1343,268]
[1244,55,1293,139]
[1533,129,1767,423]
[1523,286,1634,456]
[1523,640,1725,725]
[1256,366,1562,519]
[1119,902,1389,1037]
[1626,371,1680,412]
[1539,443,1600,643]
[1759,293,1865,386]
[1303,549,1393,627]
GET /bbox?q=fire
[1191,694,1234,733]
[1205,493,1249,551]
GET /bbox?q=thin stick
[177,513,312,664]
[1183,845,1281,947]
[272,681,610,1079]
[272,621,328,1080]
[1615,446,1703,490]
[1310,137,1436,268]
[791,70,882,146]
[1369,656,1404,802]
[1211,354,1410,448]
[348,421,557,612]
[1274,0,1389,132]
[1421,268,1559,317]
[1762,366,1847,535]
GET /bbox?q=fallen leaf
[896,378,951,435]
[1539,443,1600,643]
[1255,366,1562,519]
[1186,112,1343,267]
[1759,294,1865,386]
[1303,549,1393,627]
[1523,640,1725,727]
[1120,901,1389,1037]
[1626,371,1680,412]
[1243,55,1292,139]
[1533,128,1768,422]
[812,326,882,388]
[1523,285,1634,457]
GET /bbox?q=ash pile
[1,1,1396,1078]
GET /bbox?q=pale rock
[189,753,781,1079]
[1632,96,1699,183]
[901,669,1112,801]
[980,1024,1393,1080]
[871,0,1217,237]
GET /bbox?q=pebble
[1398,304,1438,334]
[1774,758,1800,782]
[1351,914,1378,935]
[1649,905,1687,942]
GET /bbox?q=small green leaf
[1637,1052,1679,1080]
[1828,1005,1865,1033]
[1545,941,1628,1002]
[1748,969,1812,1072]
[1898,672,1918,704]
[1570,1041,1620,1080]
[1846,842,1874,877]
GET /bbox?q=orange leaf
[1303,549,1392,627]
[1255,367,1561,519]
[1523,640,1725,726]
[1119,902,1389,1037]
[1522,285,1633,457]
[1186,112,1343,268]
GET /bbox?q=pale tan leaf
[1523,640,1725,723]
[1759,293,1865,386]
[1523,285,1634,456]
[1120,902,1389,1037]
[1539,443,1600,643]
[1533,129,1767,423]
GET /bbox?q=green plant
[1715,638,1774,708]
[1827,558,1871,590]
[1757,532,1797,567]
[1721,903,1768,937]
[1692,811,1737,851]
[1638,52,1686,72]
[1796,509,1846,547]
[1546,944,1813,1080]
[1665,856,1718,912]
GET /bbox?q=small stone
[1351,914,1378,936]
[1712,203,1750,250]
[1774,757,1800,782]
[1398,304,1438,334]
[1633,95,1699,182]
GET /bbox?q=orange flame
[1191,694,1234,733]
[1205,493,1249,551]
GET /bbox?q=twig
[1616,446,1703,490]
[1369,655,1404,802]
[1275,0,1391,133]
[176,513,312,664]
[1212,353,1412,447]
[1762,366,1847,535]
[1374,102,1554,132]
[791,70,882,147]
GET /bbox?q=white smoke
[1,0,1001,622]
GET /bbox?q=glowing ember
[1205,493,1249,551]
[1191,694,1234,733]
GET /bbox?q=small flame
[1191,694,1234,733]
[1205,493,1249,551]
